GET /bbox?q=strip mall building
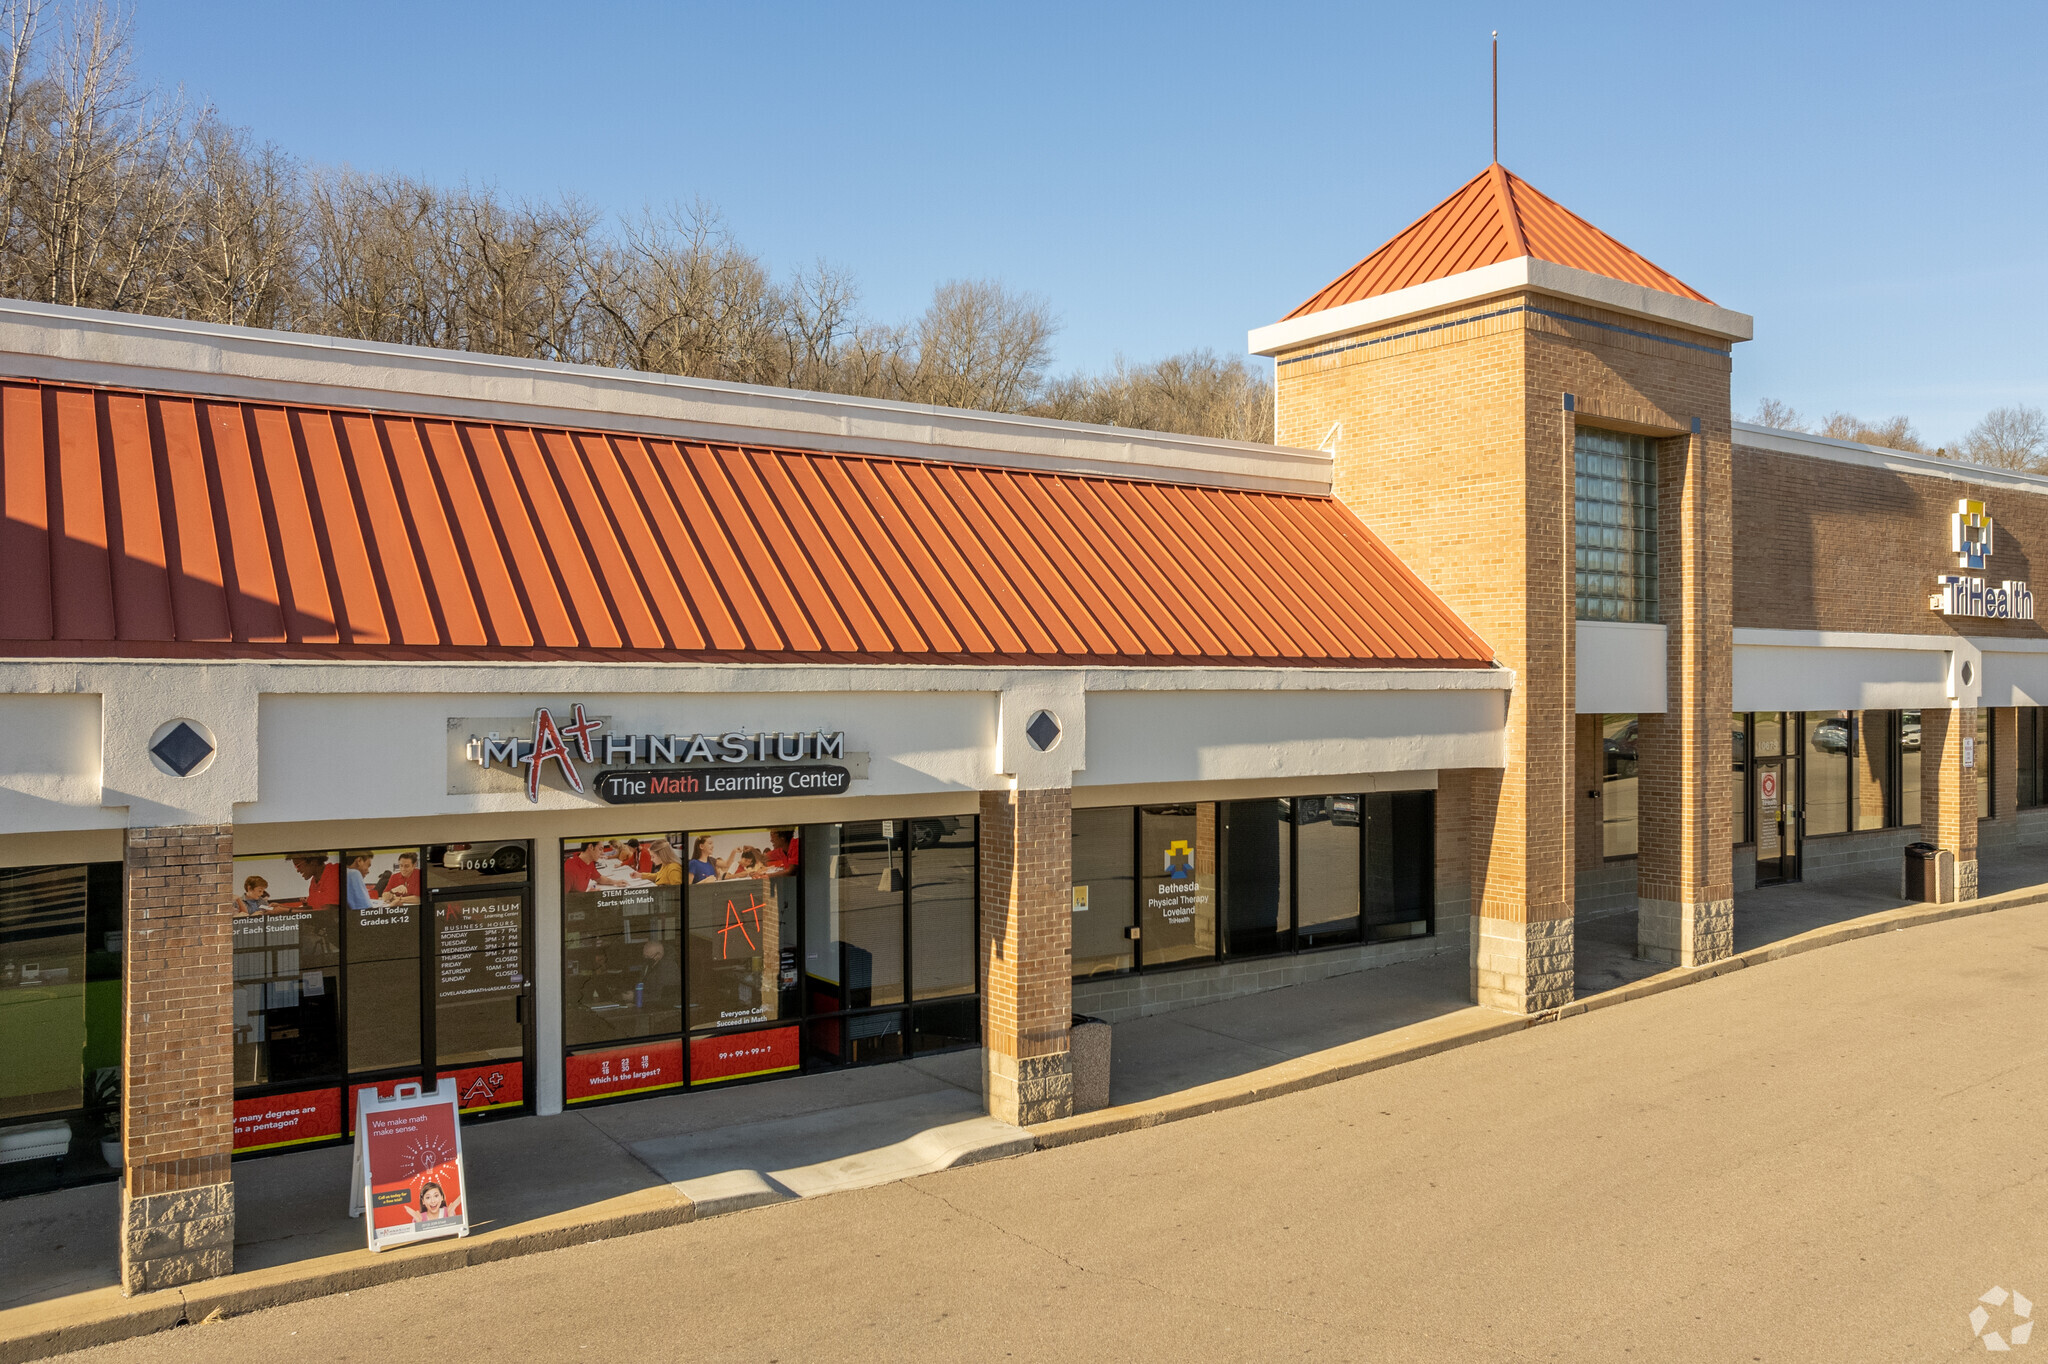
[2,163,2043,1292]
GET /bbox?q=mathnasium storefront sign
[449,705,866,803]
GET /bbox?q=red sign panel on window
[691,1026,800,1085]
[348,1064,524,1133]
[565,1040,685,1104]
[234,1087,342,1152]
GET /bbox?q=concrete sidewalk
[8,854,2048,1361]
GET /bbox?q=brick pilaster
[1923,707,1980,901]
[978,787,1073,1125]
[1637,429,1735,966]
[121,824,236,1294]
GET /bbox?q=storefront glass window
[1603,715,1639,858]
[687,828,800,1035]
[0,866,90,1122]
[562,834,682,1052]
[1853,712,1891,830]
[805,822,904,1014]
[1803,712,1851,837]
[1138,805,1217,965]
[1295,796,1361,948]
[1222,799,1292,957]
[908,819,976,1001]
[1363,792,1433,941]
[231,854,344,1088]
[1071,807,1135,978]
[1573,427,1659,622]
[345,849,424,1073]
[1900,711,1922,825]
[1731,714,1750,845]
[1755,712,1783,758]
[2020,709,2046,810]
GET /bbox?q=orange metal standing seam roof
[1284,163,1712,320]
[0,379,1496,670]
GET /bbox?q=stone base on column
[984,1048,1073,1127]
[121,1181,234,1294]
[1957,858,1979,903]
[1637,896,1734,967]
[1473,914,1573,1014]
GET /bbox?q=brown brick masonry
[120,824,236,1294]
[978,787,1074,1125]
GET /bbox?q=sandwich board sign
[349,1079,471,1251]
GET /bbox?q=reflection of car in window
[1900,718,1922,751]
[1810,718,1851,754]
[1603,720,1638,777]
[912,817,961,849]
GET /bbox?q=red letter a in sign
[527,707,588,801]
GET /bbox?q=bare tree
[1821,411,1928,454]
[178,113,302,328]
[1956,404,2048,472]
[1748,398,1809,431]
[1034,349,1274,442]
[890,278,1056,412]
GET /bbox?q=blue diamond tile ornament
[1024,709,1062,753]
[151,722,215,777]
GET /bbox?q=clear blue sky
[132,1,2046,444]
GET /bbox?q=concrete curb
[1031,883,2048,1149]
[0,1185,693,1364]
[6,883,2045,1362]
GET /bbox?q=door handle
[514,994,526,1024]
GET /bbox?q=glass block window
[1574,428,1659,622]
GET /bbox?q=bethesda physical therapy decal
[449,705,868,804]
[1932,499,2035,619]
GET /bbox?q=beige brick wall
[1277,292,1736,1000]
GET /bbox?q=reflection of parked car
[1604,720,1638,778]
[912,817,962,849]
[1900,717,1922,751]
[1810,717,1851,753]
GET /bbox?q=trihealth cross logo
[1956,499,1995,570]
[1934,498,2034,620]
[1971,1286,2033,1351]
[1163,840,1195,881]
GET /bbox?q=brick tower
[1253,165,1752,1009]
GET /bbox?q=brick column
[121,824,236,1294]
[978,787,1073,1125]
[1573,715,1605,872]
[1923,707,1980,901]
[1637,429,1734,967]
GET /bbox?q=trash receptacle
[1904,842,1939,901]
[1070,1014,1111,1114]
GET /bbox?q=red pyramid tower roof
[1283,164,1712,321]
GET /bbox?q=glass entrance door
[1755,757,1802,884]
[431,891,530,1113]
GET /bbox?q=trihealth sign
[1931,499,2035,620]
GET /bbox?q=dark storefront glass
[1070,806,1135,977]
[562,832,683,1050]
[1804,712,1850,836]
[432,894,527,1069]
[1137,805,1216,966]
[1900,711,1922,825]
[1294,796,1361,948]
[2021,709,2047,810]
[1731,714,1750,845]
[346,899,421,1073]
[231,853,343,1088]
[1854,711,1891,831]
[1602,715,1639,858]
[1363,792,1434,941]
[806,822,904,1014]
[1222,799,1292,957]
[689,853,799,1034]
[909,819,976,1001]
[0,863,124,1196]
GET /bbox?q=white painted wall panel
[1733,644,1950,712]
[249,691,996,825]
[1076,689,1503,788]
[0,694,122,831]
[1576,622,1667,714]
